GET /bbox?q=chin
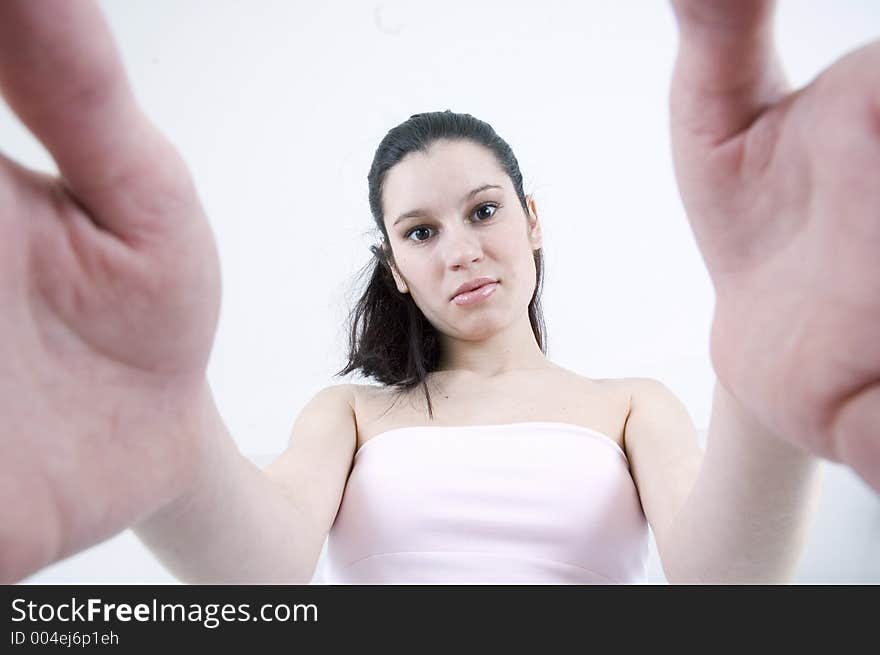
[452,312,510,340]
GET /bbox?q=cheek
[397,253,423,281]
[397,256,437,301]
[499,233,535,275]
[509,245,538,301]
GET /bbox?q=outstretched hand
[669,0,880,491]
[0,0,222,581]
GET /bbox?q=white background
[2,1,877,583]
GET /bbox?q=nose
[443,223,484,270]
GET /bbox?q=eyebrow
[392,184,503,226]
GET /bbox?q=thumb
[669,0,792,146]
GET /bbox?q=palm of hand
[0,160,221,568]
[671,41,880,488]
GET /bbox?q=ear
[526,194,543,250]
[387,252,409,294]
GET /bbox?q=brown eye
[473,202,499,221]
[406,226,434,243]
[404,202,498,243]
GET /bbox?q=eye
[403,202,500,244]
[404,226,434,243]
[472,202,499,222]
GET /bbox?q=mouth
[450,277,498,301]
[450,279,500,306]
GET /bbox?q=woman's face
[381,139,542,341]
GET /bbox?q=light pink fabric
[323,422,650,584]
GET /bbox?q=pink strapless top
[322,422,650,584]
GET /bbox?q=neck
[435,310,549,378]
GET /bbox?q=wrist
[710,379,818,465]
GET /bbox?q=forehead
[382,139,508,217]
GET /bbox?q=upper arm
[262,384,358,556]
[623,378,704,557]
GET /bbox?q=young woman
[0,0,876,584]
[322,113,665,583]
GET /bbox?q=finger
[668,0,792,147]
[0,0,199,245]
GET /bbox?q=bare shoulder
[289,383,359,433]
[619,377,697,445]
[589,375,672,396]
[549,366,642,400]
[558,372,685,419]
[620,377,681,403]
[319,382,359,400]
[345,381,405,417]
[304,382,358,410]
[347,382,391,406]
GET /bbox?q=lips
[451,277,498,301]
